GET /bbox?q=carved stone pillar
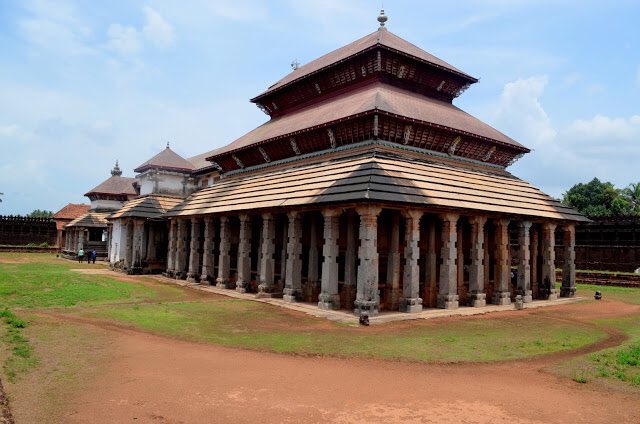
[124,219,134,272]
[438,213,459,309]
[280,220,288,290]
[561,224,576,298]
[456,225,465,304]
[200,217,216,284]
[517,221,533,302]
[165,219,177,276]
[354,206,382,316]
[146,224,156,261]
[305,216,319,302]
[530,226,539,298]
[216,216,231,288]
[343,210,357,308]
[541,222,558,300]
[492,218,511,305]
[174,219,188,279]
[400,210,422,313]
[468,216,487,307]
[424,219,437,308]
[235,215,252,293]
[284,212,302,302]
[319,209,341,310]
[132,219,145,272]
[257,213,276,297]
[186,217,201,283]
[387,212,401,310]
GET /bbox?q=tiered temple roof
[134,143,196,174]
[84,161,138,201]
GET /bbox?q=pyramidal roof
[85,161,137,197]
[253,26,477,101]
[134,144,195,174]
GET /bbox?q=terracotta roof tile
[85,176,137,197]
[255,27,476,99]
[107,195,184,220]
[52,203,90,220]
[188,147,223,171]
[65,212,110,228]
[134,146,195,173]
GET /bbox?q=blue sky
[0,0,639,215]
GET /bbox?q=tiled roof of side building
[65,212,110,228]
[107,195,184,220]
[188,147,222,171]
[209,82,526,159]
[134,146,195,173]
[52,203,90,220]
[253,27,477,100]
[167,150,587,222]
[84,175,138,197]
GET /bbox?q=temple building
[52,203,90,251]
[62,161,137,260]
[106,143,217,273]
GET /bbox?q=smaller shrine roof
[53,203,90,220]
[108,195,183,220]
[134,144,195,174]
[84,176,137,197]
[254,27,476,100]
[65,212,110,228]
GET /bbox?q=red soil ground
[54,303,638,424]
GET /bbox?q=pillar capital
[356,205,382,219]
[402,209,423,221]
[518,220,532,230]
[287,210,300,219]
[439,212,459,224]
[261,212,273,221]
[469,215,487,226]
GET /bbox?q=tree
[27,209,53,218]
[622,182,640,216]
[562,178,631,218]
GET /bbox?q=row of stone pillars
[111,218,164,273]
[165,206,576,316]
[64,227,86,253]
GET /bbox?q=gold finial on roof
[377,8,388,27]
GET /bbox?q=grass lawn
[576,283,640,305]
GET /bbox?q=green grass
[0,309,37,382]
[576,283,640,305]
[87,300,607,363]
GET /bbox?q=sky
[0,0,639,215]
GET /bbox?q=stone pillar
[200,217,216,283]
[387,213,401,310]
[124,220,134,271]
[146,224,156,261]
[174,219,188,279]
[284,211,303,302]
[541,222,558,300]
[257,213,276,297]
[424,219,437,308]
[468,216,487,307]
[216,216,231,288]
[132,219,145,271]
[561,224,576,298]
[530,226,539,298]
[319,209,341,310]
[492,218,511,305]
[305,216,319,302]
[343,211,357,308]
[186,217,201,283]
[400,210,422,313]
[165,219,177,276]
[438,213,459,309]
[354,206,382,316]
[235,215,252,293]
[517,221,533,302]
[456,225,465,303]
[280,220,288,289]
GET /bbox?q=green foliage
[27,209,53,218]
[0,309,37,382]
[562,178,640,218]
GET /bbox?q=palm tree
[623,183,640,215]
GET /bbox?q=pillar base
[517,289,533,303]
[216,277,232,289]
[437,294,459,309]
[399,297,423,313]
[492,291,512,305]
[560,287,576,298]
[174,272,187,280]
[283,288,301,303]
[318,292,340,310]
[186,273,200,284]
[163,270,174,278]
[256,283,280,298]
[235,280,249,293]
[200,275,213,285]
[468,292,486,308]
[354,299,379,316]
[546,289,558,300]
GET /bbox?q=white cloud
[563,72,581,87]
[106,23,142,55]
[566,115,640,143]
[0,124,19,137]
[143,6,175,47]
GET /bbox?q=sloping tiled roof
[108,195,183,220]
[210,82,524,159]
[65,212,110,228]
[188,147,222,171]
[134,146,195,173]
[254,27,476,100]
[84,176,137,197]
[167,149,587,222]
[53,203,90,220]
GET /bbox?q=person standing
[78,248,84,263]
[91,249,97,264]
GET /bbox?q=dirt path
[54,320,638,424]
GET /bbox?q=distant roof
[166,150,586,222]
[65,212,110,228]
[52,203,90,220]
[107,195,183,220]
[253,27,476,100]
[84,175,137,197]
[188,147,222,171]
[211,82,525,159]
[134,145,195,174]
